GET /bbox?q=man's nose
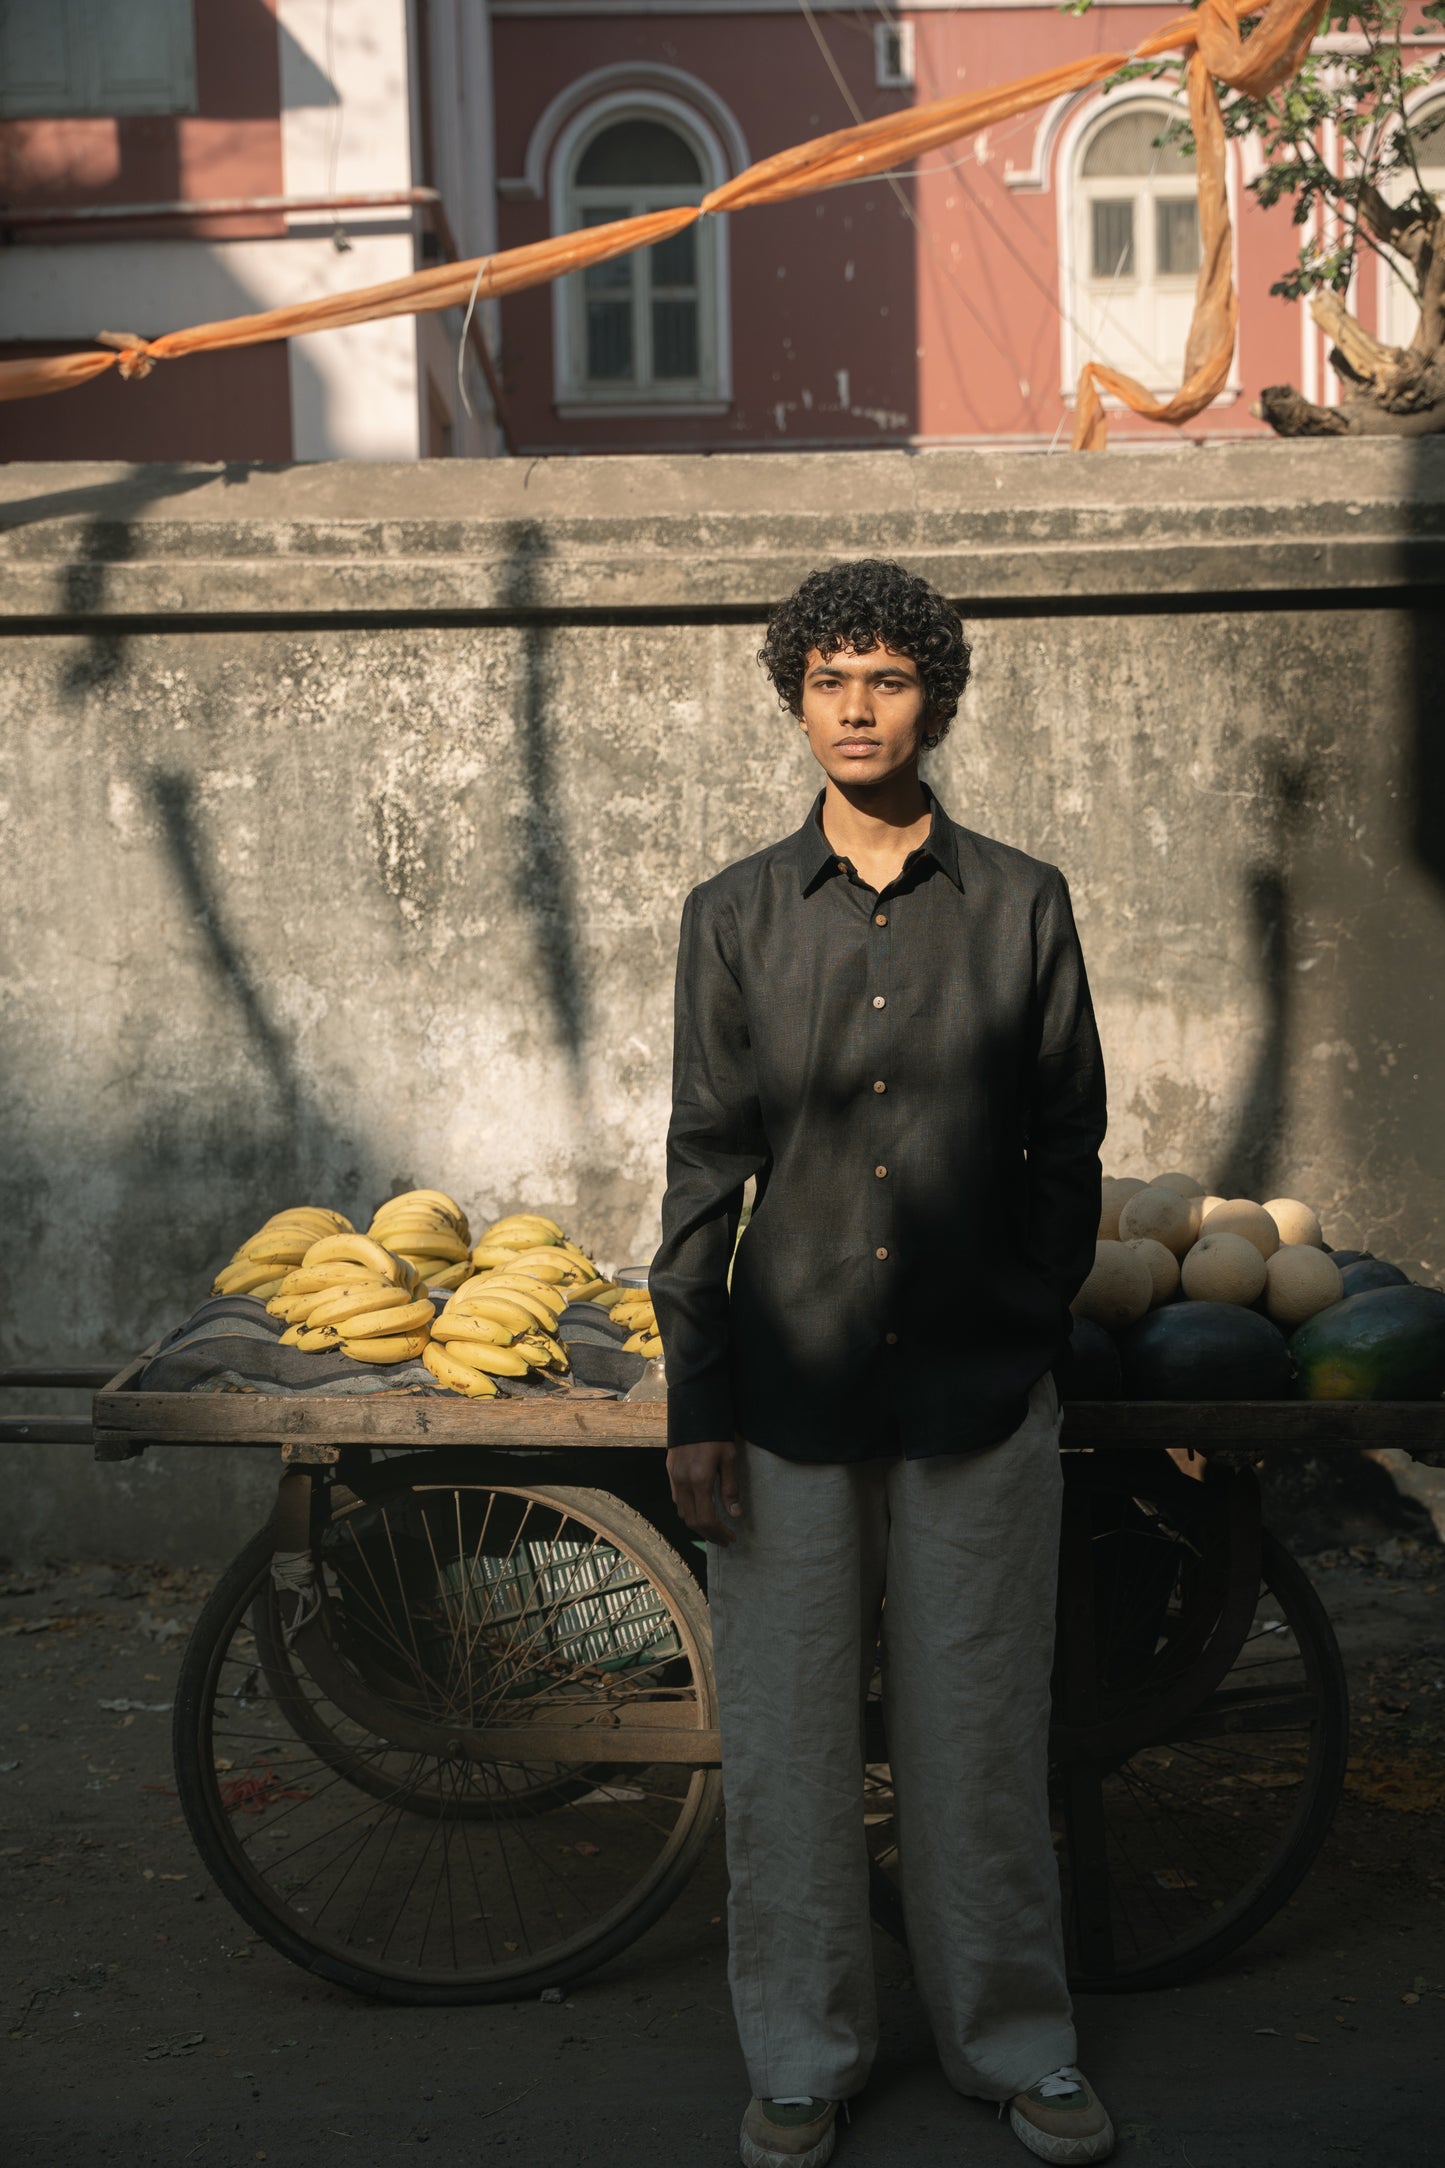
[840,681,875,725]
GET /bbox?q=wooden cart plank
[92,1386,670,1448]
[90,1376,1445,1456]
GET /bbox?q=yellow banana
[494,1248,572,1279]
[339,1330,432,1365]
[590,1286,630,1310]
[340,1298,435,1341]
[386,1230,470,1264]
[214,1261,287,1296]
[451,1293,539,1337]
[478,1213,563,1242]
[423,1341,500,1396]
[376,1196,465,1231]
[623,1328,663,1356]
[273,1263,373,1297]
[305,1281,409,1331]
[473,1282,561,1331]
[439,1337,530,1378]
[518,1329,569,1372]
[567,1278,613,1304]
[431,1312,514,1347]
[423,1260,470,1292]
[302,1233,408,1281]
[294,1323,342,1352]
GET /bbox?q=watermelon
[1339,1258,1410,1297]
[1117,1301,1291,1401]
[1290,1285,1445,1401]
[1328,1249,1371,1268]
[1053,1316,1122,1400]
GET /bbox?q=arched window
[1070,104,1202,393]
[1379,102,1445,349]
[557,107,726,408]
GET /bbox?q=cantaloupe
[1098,1176,1147,1240]
[1123,1235,1180,1308]
[1201,1198,1279,1259]
[1118,1186,1200,1259]
[1263,1244,1343,1329]
[1152,1171,1206,1199]
[1263,1197,1323,1248]
[1181,1230,1268,1305]
[1200,1193,1227,1221]
[1070,1240,1154,1330]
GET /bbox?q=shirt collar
[790,779,965,895]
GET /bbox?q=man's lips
[836,738,880,751]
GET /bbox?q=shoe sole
[1007,2105,1116,2164]
[739,2121,837,2168]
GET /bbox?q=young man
[649,560,1110,2168]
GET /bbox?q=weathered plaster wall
[1,441,1441,1556]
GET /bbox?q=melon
[1098,1176,1147,1240]
[1180,1231,1268,1306]
[1291,1285,1445,1401]
[1200,1194,1226,1219]
[1123,1235,1180,1308]
[1340,1258,1410,1297]
[1152,1171,1206,1199]
[1201,1198,1280,1259]
[1328,1249,1370,1269]
[1118,1301,1292,1401]
[1118,1186,1200,1259]
[1070,1240,1154,1330]
[1263,1196,1323,1248]
[1052,1316,1122,1400]
[1263,1244,1343,1329]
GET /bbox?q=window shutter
[0,1,82,116]
[86,0,196,115]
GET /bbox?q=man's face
[798,643,930,788]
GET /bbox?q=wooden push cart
[9,1366,1443,2006]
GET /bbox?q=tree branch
[1311,289,1445,413]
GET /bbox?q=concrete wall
[1,439,1442,1558]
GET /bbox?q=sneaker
[1008,2066,1114,2163]
[739,2096,839,2168]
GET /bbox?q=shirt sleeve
[649,885,771,1450]
[1025,870,1107,1318]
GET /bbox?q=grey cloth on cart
[138,1297,564,1399]
[557,1300,649,1392]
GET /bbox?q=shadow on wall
[501,523,591,1079]
[1215,756,1312,1203]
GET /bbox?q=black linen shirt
[649,782,1107,1464]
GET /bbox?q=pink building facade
[3,3,1441,461]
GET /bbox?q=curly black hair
[758,558,971,745]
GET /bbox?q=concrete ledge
[1,439,1441,619]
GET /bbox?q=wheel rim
[188,1482,718,1991]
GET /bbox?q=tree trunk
[1256,295,1445,435]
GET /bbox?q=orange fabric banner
[0,0,1324,452]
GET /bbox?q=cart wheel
[866,1457,1349,1993]
[173,1464,721,2003]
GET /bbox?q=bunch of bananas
[367,1189,473,1291]
[424,1260,572,1398]
[598,1287,662,1360]
[469,1213,614,1300]
[265,1232,434,1365]
[212,1207,355,1300]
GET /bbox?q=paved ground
[3,1532,1443,2168]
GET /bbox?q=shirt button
[872,995,886,1009]
[875,1245,889,1261]
[874,1164,888,1178]
[874,912,888,926]
[836,858,847,871]
[873,1080,886,1094]
[885,1331,899,1346]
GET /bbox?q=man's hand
[667,1438,744,1545]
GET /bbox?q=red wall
[0,341,293,463]
[492,6,1315,453]
[0,0,285,243]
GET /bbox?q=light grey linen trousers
[707,1372,1075,2104]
